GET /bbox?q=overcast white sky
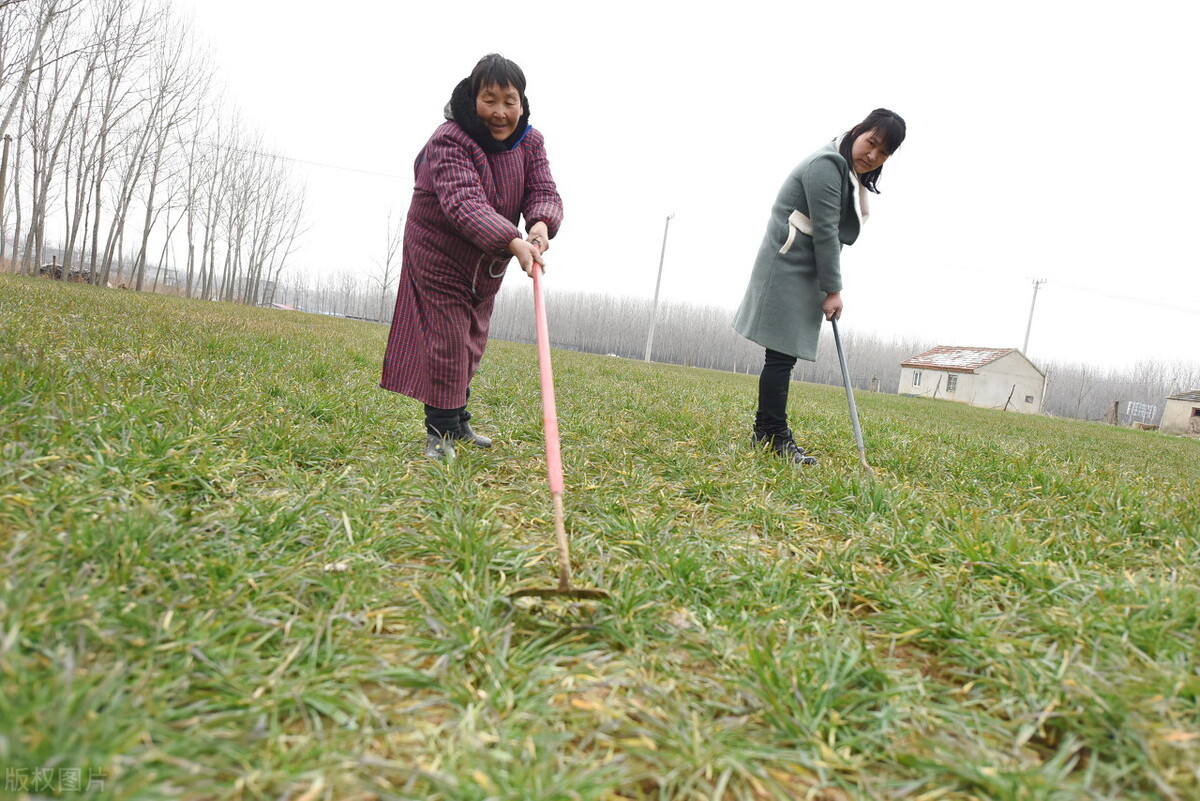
[176,0,1198,370]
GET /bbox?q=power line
[926,259,1200,318]
[205,141,408,181]
[109,124,409,181]
[1052,280,1200,317]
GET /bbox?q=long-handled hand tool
[510,252,609,601]
[830,317,873,473]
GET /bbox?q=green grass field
[2,273,1198,800]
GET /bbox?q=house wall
[897,367,978,400]
[897,354,1045,414]
[969,353,1045,414]
[1161,399,1200,435]
[898,366,947,399]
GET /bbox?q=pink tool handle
[531,263,564,494]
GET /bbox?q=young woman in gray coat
[732,109,906,465]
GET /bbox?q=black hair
[468,53,527,99]
[838,108,906,193]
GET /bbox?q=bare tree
[0,0,63,140]
[259,188,304,306]
[196,107,240,300]
[0,1,49,264]
[369,205,405,322]
[19,0,96,272]
[6,88,25,270]
[177,89,217,296]
[217,136,262,302]
[86,0,155,284]
[149,191,182,290]
[131,14,205,291]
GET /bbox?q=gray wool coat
[732,141,862,361]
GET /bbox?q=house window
[913,370,922,387]
[1192,407,1200,417]
[946,375,958,392]
[1025,395,1035,404]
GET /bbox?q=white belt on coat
[779,210,813,254]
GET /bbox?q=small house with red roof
[899,346,1046,415]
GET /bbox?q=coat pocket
[779,210,814,254]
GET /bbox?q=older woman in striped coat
[381,54,563,460]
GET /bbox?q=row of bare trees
[488,286,1200,425]
[257,209,404,321]
[0,0,304,303]
[274,267,386,321]
[492,285,938,389]
[1041,360,1200,424]
[264,257,1199,426]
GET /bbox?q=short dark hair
[839,108,906,193]
[469,53,527,99]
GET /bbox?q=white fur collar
[834,135,871,227]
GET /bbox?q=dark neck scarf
[444,78,531,154]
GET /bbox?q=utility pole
[643,213,674,363]
[1023,278,1045,354]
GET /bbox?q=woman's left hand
[822,292,843,321]
[527,222,550,254]
[508,238,546,277]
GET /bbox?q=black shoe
[752,429,817,466]
[425,433,456,461]
[453,421,493,448]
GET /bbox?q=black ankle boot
[453,421,492,448]
[424,433,456,461]
[752,429,817,466]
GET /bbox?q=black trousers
[755,348,797,434]
[424,388,472,436]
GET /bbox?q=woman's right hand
[508,238,546,277]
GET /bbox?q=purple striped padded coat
[380,119,562,409]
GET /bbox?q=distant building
[1160,390,1200,436]
[899,346,1046,414]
